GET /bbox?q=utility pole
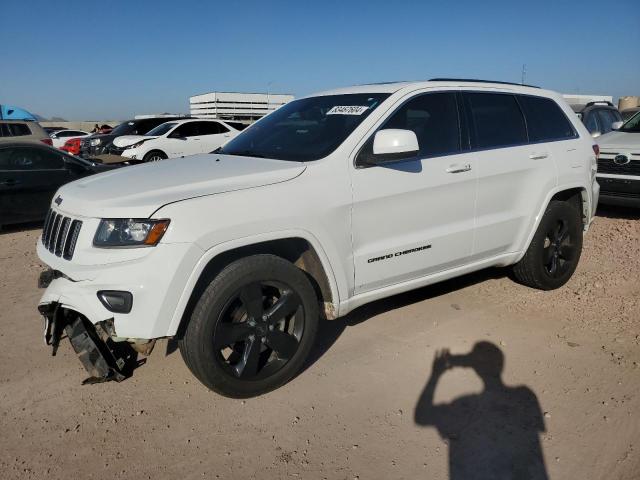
[521,64,527,85]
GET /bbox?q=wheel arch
[143,149,167,161]
[168,233,341,339]
[515,184,589,264]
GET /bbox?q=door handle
[0,179,20,187]
[445,164,472,173]
[529,152,548,160]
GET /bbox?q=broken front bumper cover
[38,302,139,384]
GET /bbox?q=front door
[351,92,477,294]
[0,145,71,224]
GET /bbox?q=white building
[562,94,613,107]
[189,91,294,122]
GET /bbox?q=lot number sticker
[327,106,369,115]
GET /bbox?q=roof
[312,79,549,98]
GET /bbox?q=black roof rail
[429,78,540,89]
[584,101,614,108]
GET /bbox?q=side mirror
[591,131,601,138]
[611,121,623,131]
[368,129,419,164]
[50,134,57,139]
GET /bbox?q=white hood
[113,135,157,148]
[597,131,640,151]
[54,154,306,218]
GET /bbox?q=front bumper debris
[38,302,139,384]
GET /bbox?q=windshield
[146,122,177,137]
[110,121,136,136]
[218,93,390,161]
[620,112,640,132]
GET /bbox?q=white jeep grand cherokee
[37,79,599,397]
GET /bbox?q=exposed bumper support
[38,302,139,384]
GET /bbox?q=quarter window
[517,95,576,142]
[466,93,527,149]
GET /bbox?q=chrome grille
[41,209,82,260]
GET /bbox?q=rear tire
[143,150,167,162]
[512,200,583,290]
[178,255,319,398]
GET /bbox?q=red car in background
[60,137,82,155]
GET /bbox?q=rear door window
[7,123,31,136]
[465,93,527,149]
[517,95,577,142]
[198,121,229,135]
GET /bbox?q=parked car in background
[43,126,68,136]
[621,107,640,122]
[49,129,90,148]
[60,138,82,156]
[112,119,241,162]
[79,116,187,159]
[37,79,598,397]
[596,113,640,207]
[0,121,53,146]
[0,142,119,229]
[570,101,623,138]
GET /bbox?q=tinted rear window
[517,95,577,142]
[466,93,527,149]
[6,123,31,136]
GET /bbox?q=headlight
[90,138,102,146]
[125,140,146,149]
[93,219,170,247]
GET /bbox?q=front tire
[179,255,319,398]
[512,200,583,290]
[143,150,167,162]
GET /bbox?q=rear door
[469,92,578,259]
[0,146,71,224]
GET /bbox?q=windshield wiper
[221,150,268,158]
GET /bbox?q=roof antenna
[521,64,527,85]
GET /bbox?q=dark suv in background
[570,101,623,138]
[79,116,188,159]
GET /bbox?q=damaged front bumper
[38,301,138,384]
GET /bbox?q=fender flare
[515,182,590,263]
[165,229,342,336]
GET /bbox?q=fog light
[97,291,133,314]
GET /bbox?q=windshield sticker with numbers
[326,106,369,115]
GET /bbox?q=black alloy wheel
[179,254,319,398]
[214,281,304,380]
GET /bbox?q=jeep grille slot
[41,209,82,260]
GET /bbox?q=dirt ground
[1,206,639,480]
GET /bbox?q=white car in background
[49,129,90,148]
[112,119,241,162]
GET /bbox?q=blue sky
[1,0,638,120]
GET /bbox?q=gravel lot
[1,206,639,480]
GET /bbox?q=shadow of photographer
[414,342,548,480]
